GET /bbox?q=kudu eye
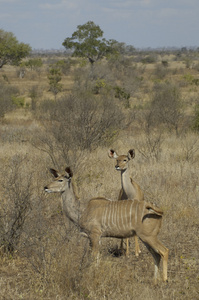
[58,179,63,182]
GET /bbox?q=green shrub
[114,86,130,100]
[93,78,107,94]
[114,86,130,108]
[192,104,199,131]
[48,66,62,99]
[12,96,25,107]
[183,74,199,86]
[141,55,156,64]
[161,60,169,67]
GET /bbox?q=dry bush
[0,155,33,253]
[33,92,126,170]
[150,82,185,135]
[0,81,19,118]
[153,63,169,79]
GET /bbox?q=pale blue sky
[0,0,198,50]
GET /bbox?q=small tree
[62,21,118,65]
[0,29,31,69]
[48,66,62,99]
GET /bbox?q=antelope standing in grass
[108,149,144,257]
[44,166,168,284]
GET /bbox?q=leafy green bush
[93,78,107,94]
[161,60,169,67]
[114,86,130,100]
[192,104,199,131]
[114,86,130,108]
[141,55,156,64]
[48,66,62,99]
[21,58,43,71]
[183,74,199,86]
[12,96,25,107]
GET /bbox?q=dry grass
[0,55,199,299]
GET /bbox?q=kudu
[108,149,144,257]
[44,166,168,284]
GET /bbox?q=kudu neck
[120,167,136,199]
[61,181,81,225]
[121,167,130,179]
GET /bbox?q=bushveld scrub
[0,50,199,299]
[0,81,19,117]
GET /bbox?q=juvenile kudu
[44,166,168,284]
[108,149,144,256]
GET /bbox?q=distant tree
[0,29,31,69]
[62,21,118,64]
[126,44,136,54]
[108,40,135,55]
[23,58,43,71]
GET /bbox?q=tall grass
[0,53,199,299]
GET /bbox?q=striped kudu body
[108,149,144,256]
[44,166,168,284]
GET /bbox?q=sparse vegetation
[0,81,19,117]
[0,47,199,299]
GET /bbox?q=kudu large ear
[108,149,118,159]
[65,167,73,179]
[49,168,60,178]
[127,149,135,160]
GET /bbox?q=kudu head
[44,167,73,193]
[108,149,135,171]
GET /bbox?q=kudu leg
[151,239,169,282]
[141,237,169,284]
[120,238,125,255]
[134,234,141,257]
[126,238,129,256]
[120,236,140,257]
[120,238,129,256]
[89,232,101,260]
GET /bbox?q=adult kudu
[108,149,144,257]
[44,167,169,284]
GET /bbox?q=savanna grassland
[0,50,199,299]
